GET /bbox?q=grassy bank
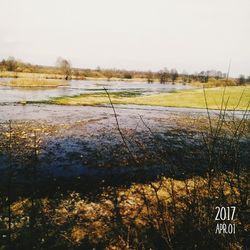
[5,78,68,87]
[42,86,250,110]
[0,71,63,79]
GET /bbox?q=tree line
[0,56,249,85]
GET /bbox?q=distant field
[6,78,68,87]
[41,86,250,110]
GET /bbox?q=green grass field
[41,86,250,110]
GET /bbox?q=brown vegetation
[1,57,249,86]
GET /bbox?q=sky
[1,0,250,76]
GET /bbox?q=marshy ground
[0,103,248,178]
[0,79,249,249]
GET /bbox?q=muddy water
[0,78,191,103]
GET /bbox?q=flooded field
[0,78,248,179]
[0,73,249,250]
[1,0,249,248]
[0,103,249,180]
[0,78,191,103]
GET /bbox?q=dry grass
[6,78,68,87]
[191,78,237,87]
[6,173,248,249]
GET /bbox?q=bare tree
[159,68,169,84]
[170,69,178,84]
[56,57,72,80]
[147,71,154,83]
[181,70,189,84]
[238,75,245,85]
[6,57,18,72]
[104,70,113,81]
[246,76,250,84]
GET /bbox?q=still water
[0,78,191,103]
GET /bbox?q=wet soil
[0,104,249,182]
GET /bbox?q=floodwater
[0,103,248,178]
[0,78,191,103]
[0,78,248,179]
[0,104,210,178]
[0,103,246,122]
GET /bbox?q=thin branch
[104,87,140,167]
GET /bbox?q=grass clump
[7,78,68,87]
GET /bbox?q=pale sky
[1,0,250,76]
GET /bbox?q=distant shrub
[192,78,237,87]
[123,73,133,79]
